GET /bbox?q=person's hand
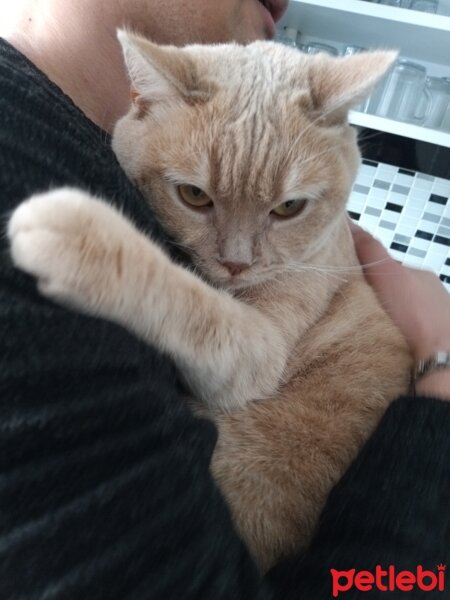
[350,221,450,399]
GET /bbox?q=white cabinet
[279,0,450,147]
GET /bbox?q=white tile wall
[347,159,450,292]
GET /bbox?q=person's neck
[2,5,130,132]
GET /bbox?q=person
[0,1,448,598]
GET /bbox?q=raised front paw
[8,187,139,315]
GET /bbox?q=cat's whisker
[285,264,348,284]
[168,239,197,253]
[357,129,383,144]
[286,261,351,280]
[288,137,356,172]
[285,88,364,156]
[293,145,336,168]
[285,136,341,168]
[288,257,390,274]
[284,84,384,170]
[287,264,351,276]
[286,127,379,177]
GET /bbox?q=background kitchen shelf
[279,0,450,147]
[280,0,450,66]
[349,110,450,148]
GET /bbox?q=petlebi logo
[330,564,446,597]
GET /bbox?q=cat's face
[113,34,395,289]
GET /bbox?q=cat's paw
[8,187,138,314]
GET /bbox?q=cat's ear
[306,51,397,126]
[117,29,214,112]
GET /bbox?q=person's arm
[269,225,450,598]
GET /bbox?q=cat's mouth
[212,267,273,291]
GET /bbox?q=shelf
[280,0,450,66]
[279,0,450,147]
[287,0,450,29]
[349,110,450,147]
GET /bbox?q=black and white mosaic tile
[347,159,450,292]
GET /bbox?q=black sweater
[0,39,449,600]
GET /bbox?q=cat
[8,31,412,571]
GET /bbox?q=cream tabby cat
[8,32,411,570]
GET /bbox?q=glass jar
[367,60,432,123]
[305,42,338,56]
[422,77,450,129]
[410,0,438,12]
[343,45,367,56]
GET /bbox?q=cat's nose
[220,261,251,276]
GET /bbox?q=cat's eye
[177,184,212,208]
[271,199,307,218]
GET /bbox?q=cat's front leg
[7,188,159,319]
[8,188,288,411]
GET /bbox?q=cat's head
[113,31,395,289]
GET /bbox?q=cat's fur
[8,32,411,570]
